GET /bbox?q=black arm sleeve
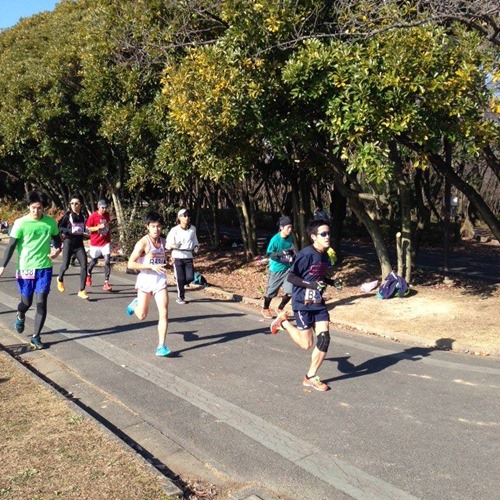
[269,251,283,259]
[287,271,317,290]
[58,213,71,235]
[52,234,62,250]
[1,237,17,268]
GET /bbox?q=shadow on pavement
[15,312,253,351]
[171,326,267,356]
[325,338,455,382]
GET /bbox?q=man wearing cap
[166,208,199,304]
[85,199,112,291]
[261,215,296,319]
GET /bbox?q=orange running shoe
[277,308,294,319]
[270,311,287,335]
[303,375,330,392]
[261,308,274,319]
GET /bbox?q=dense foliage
[0,0,499,279]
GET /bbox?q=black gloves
[314,281,327,294]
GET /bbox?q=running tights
[88,254,111,281]
[59,245,88,291]
[173,258,194,300]
[18,293,48,336]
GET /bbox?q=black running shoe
[30,336,45,350]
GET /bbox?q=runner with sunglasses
[270,219,337,392]
[56,194,89,299]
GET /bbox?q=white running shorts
[135,271,167,296]
[89,243,111,259]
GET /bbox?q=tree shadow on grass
[325,338,454,383]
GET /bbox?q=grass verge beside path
[0,350,172,499]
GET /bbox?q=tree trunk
[210,184,220,250]
[400,136,500,242]
[289,171,309,249]
[431,150,500,242]
[329,183,347,258]
[413,169,432,258]
[390,142,412,283]
[111,188,126,246]
[240,189,257,259]
[202,182,220,249]
[226,181,257,259]
[483,145,500,183]
[442,141,452,276]
[328,164,392,280]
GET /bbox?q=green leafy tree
[0,1,102,205]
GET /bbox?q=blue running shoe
[14,315,25,334]
[30,336,45,350]
[155,345,171,357]
[126,298,139,316]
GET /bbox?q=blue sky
[0,0,59,30]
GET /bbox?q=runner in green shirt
[0,191,62,349]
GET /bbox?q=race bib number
[149,257,165,265]
[98,219,109,235]
[17,269,36,280]
[304,288,321,305]
[71,222,85,234]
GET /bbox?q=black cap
[278,216,292,227]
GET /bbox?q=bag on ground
[192,272,208,287]
[377,271,409,299]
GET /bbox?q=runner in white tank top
[135,235,168,295]
[126,212,170,357]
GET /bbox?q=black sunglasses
[318,231,330,237]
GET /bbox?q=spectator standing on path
[126,211,170,357]
[166,208,199,305]
[262,215,296,319]
[85,199,112,292]
[270,219,337,392]
[57,194,89,299]
[0,191,62,350]
[313,204,330,222]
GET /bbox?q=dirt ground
[195,239,500,357]
[0,352,174,499]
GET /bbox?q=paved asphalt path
[0,259,499,499]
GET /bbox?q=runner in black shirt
[270,219,337,392]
